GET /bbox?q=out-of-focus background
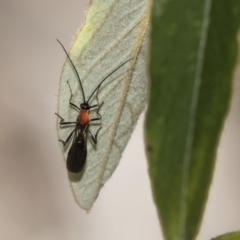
[0,1,239,240]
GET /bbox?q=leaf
[57,0,150,210]
[212,232,240,240]
[145,0,240,240]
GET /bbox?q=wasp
[56,40,132,173]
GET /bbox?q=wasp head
[80,103,90,110]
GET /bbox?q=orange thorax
[78,109,90,126]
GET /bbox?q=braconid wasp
[56,39,133,173]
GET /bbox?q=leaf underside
[57,0,150,210]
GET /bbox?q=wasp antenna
[57,39,86,103]
[87,58,134,103]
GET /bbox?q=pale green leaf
[57,0,150,210]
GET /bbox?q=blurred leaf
[145,0,240,239]
[57,0,150,210]
[212,232,240,240]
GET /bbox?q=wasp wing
[67,125,87,173]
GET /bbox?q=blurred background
[0,1,239,239]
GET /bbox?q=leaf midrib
[179,0,212,238]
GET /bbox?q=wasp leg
[59,128,75,147]
[88,104,99,109]
[66,81,81,110]
[90,101,104,122]
[55,113,77,125]
[87,127,102,144]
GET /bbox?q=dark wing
[66,125,87,173]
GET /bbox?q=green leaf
[145,0,240,240]
[212,232,240,240]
